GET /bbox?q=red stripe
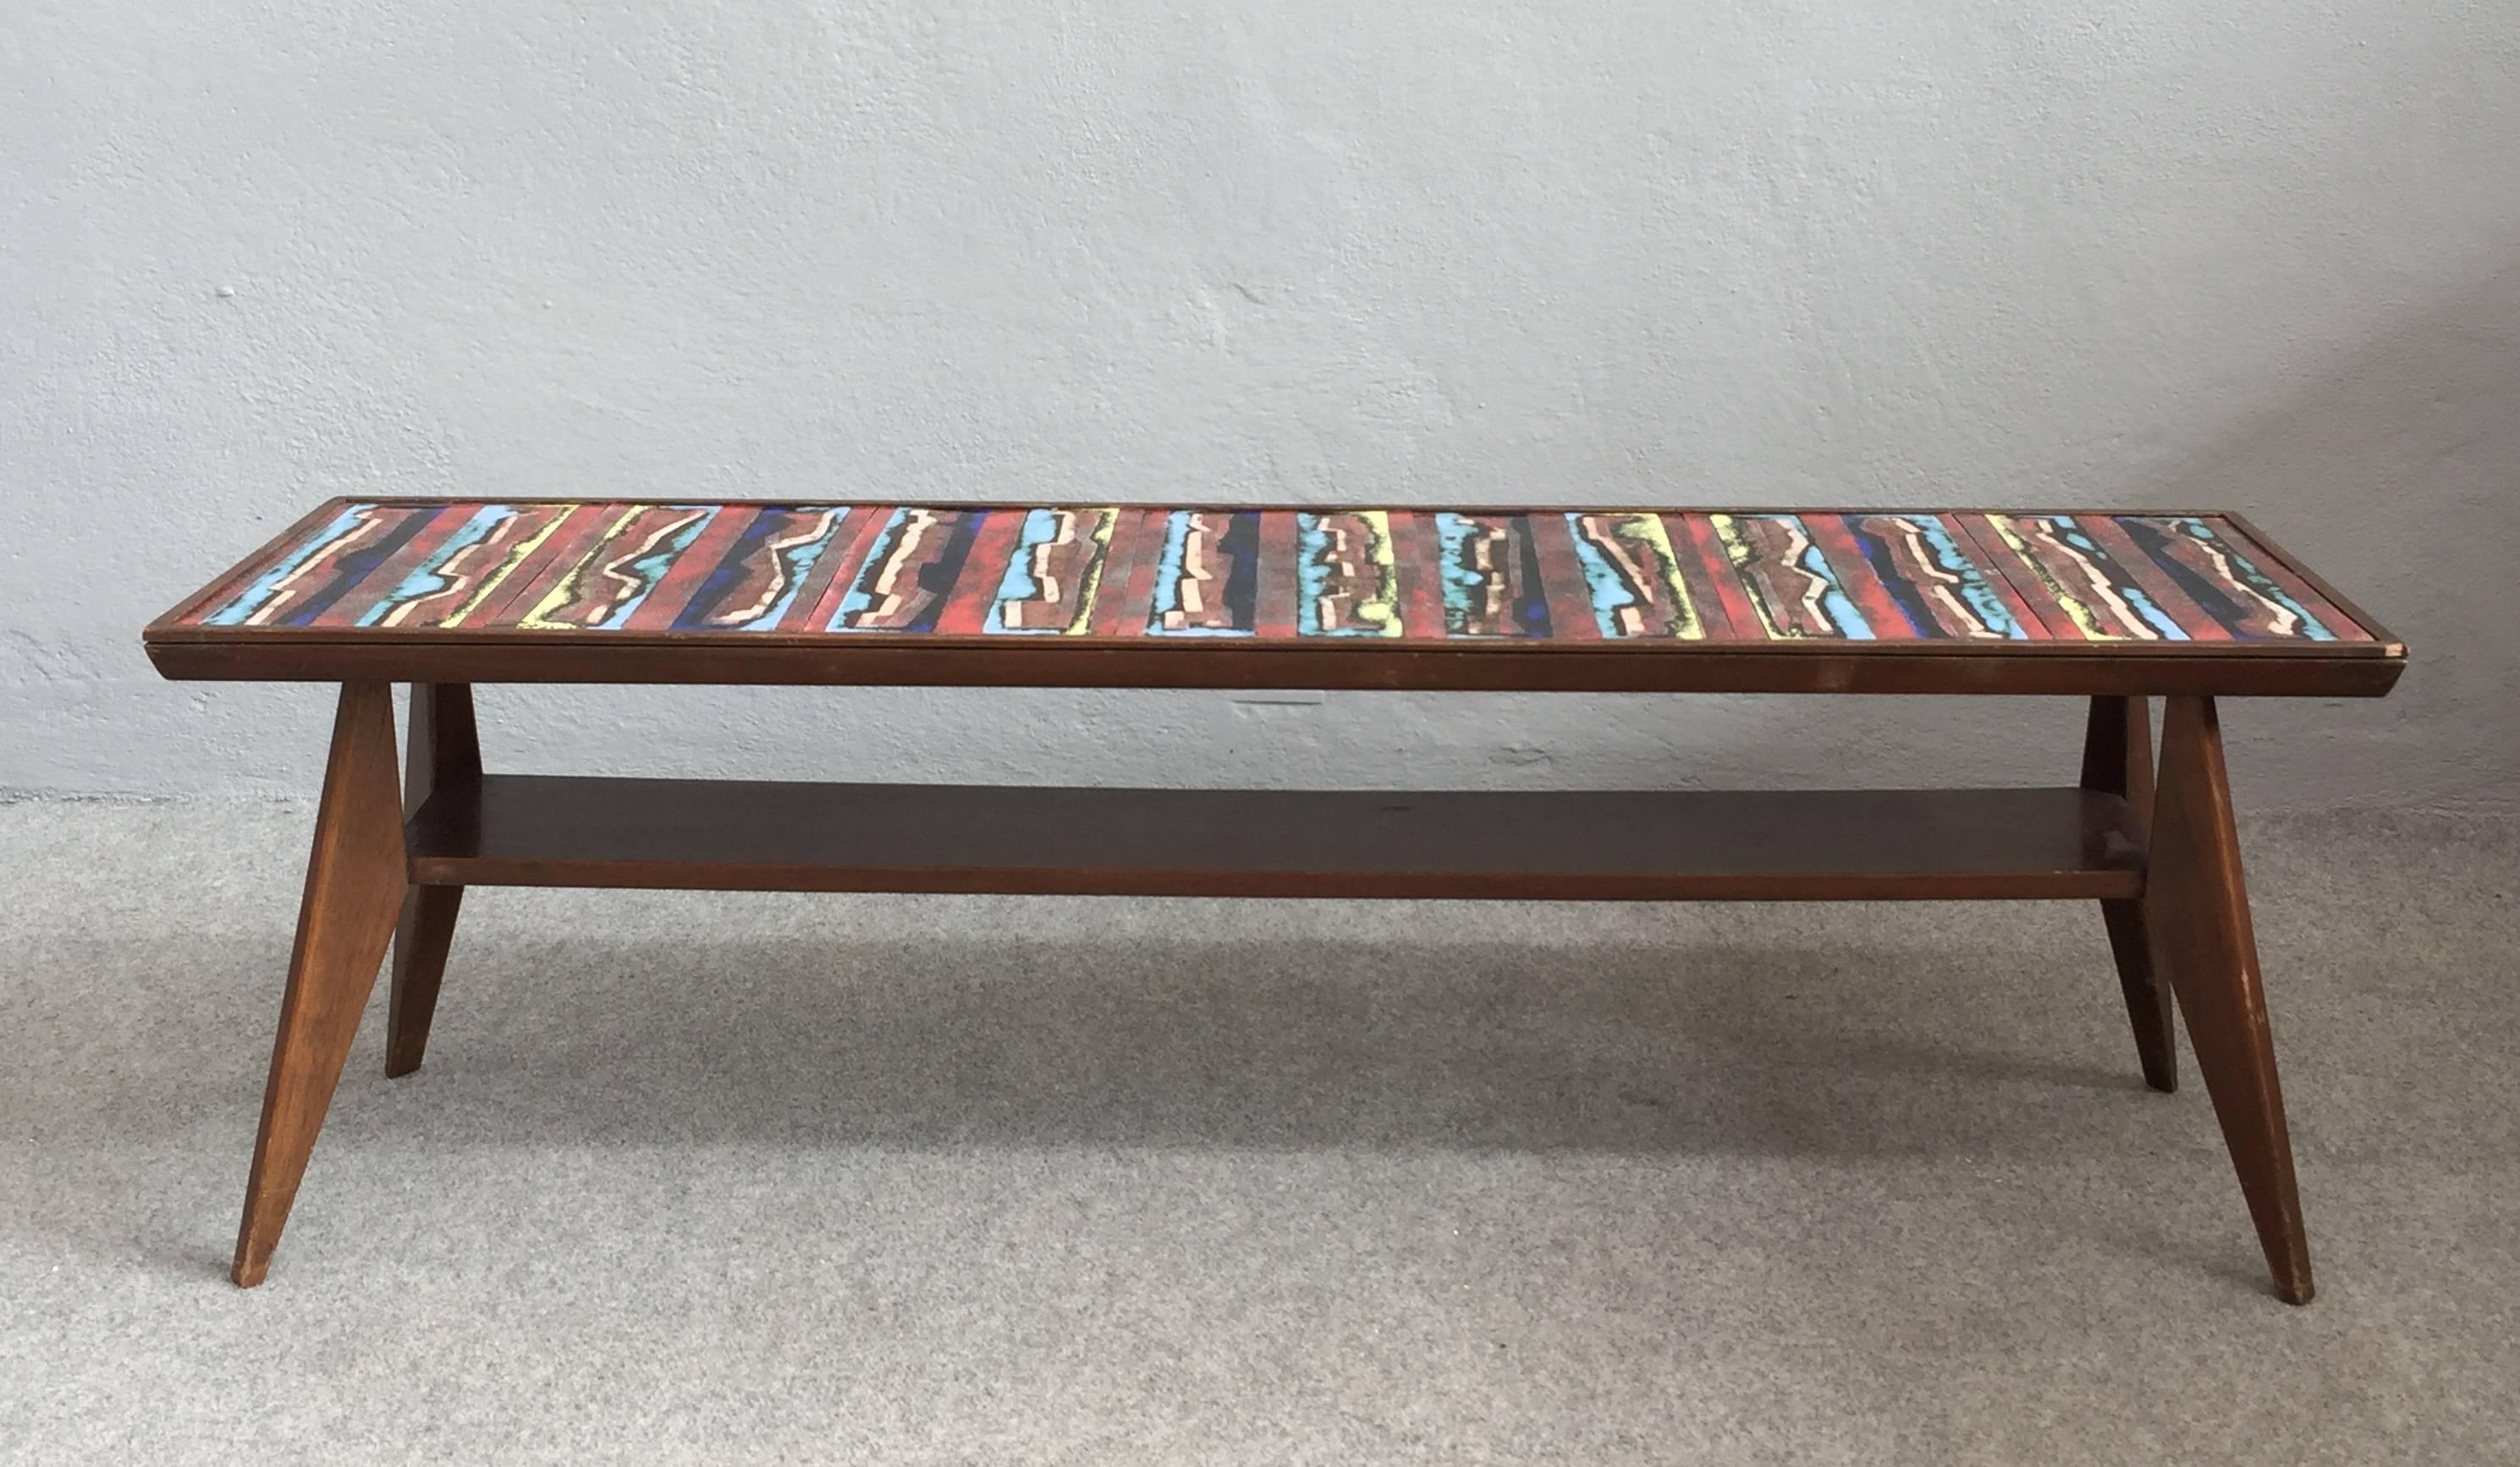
[1387,511,1446,641]
[1255,510,1300,638]
[2075,514,2233,643]
[1088,508,1158,638]
[1113,508,1170,638]
[751,506,856,628]
[2189,517,2372,641]
[304,505,476,628]
[250,506,439,626]
[2009,514,2160,640]
[1954,513,2080,640]
[790,506,899,631]
[486,503,673,629]
[369,507,537,629]
[619,507,755,631]
[185,503,410,625]
[1929,514,2051,640]
[1666,514,1757,641]
[1527,512,1601,641]
[932,510,1025,635]
[454,504,609,629]
[180,519,348,626]
[1802,514,1912,639]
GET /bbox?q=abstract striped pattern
[178,503,2378,646]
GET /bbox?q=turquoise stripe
[355,505,514,627]
[986,508,1063,635]
[1884,515,2030,640]
[2166,518,2337,640]
[205,505,372,625]
[586,508,718,629]
[2055,519,2185,640]
[735,508,845,630]
[830,508,913,631]
[1750,515,1872,640]
[1564,514,1638,636]
[1147,510,1253,638]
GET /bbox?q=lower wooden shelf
[404,776,2148,902]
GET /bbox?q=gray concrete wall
[7,3,2516,811]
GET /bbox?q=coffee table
[146,500,2405,1299]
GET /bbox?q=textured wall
[6,3,2517,810]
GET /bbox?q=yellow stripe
[1989,514,2117,640]
[1709,513,1786,638]
[516,507,647,630]
[1355,509,1401,636]
[437,509,571,628]
[1628,513,1703,640]
[1058,508,1121,635]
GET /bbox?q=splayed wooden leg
[2084,695,2177,1092]
[385,685,480,1078]
[385,887,463,1079]
[2146,695,2313,1305]
[233,681,410,1287]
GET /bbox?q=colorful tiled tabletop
[157,501,2388,651]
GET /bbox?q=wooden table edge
[145,500,2404,651]
[141,638,2406,697]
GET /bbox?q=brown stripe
[1664,514,1758,640]
[620,507,755,631]
[2075,514,2235,643]
[305,505,476,629]
[475,503,658,629]
[933,510,1026,635]
[1088,508,1158,638]
[1931,514,2052,640]
[1255,510,1300,638]
[1804,514,1926,638]
[2187,517,2374,641]
[1387,511,1447,640]
[1110,508,1170,638]
[790,506,899,631]
[1527,512,1601,640]
[1954,513,2081,640]
[435,503,597,629]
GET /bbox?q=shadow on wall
[2139,258,2520,815]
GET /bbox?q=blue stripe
[355,506,514,628]
[205,506,372,625]
[2166,518,2338,641]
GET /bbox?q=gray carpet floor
[2,797,2514,1465]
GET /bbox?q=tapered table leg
[2083,695,2177,1092]
[385,887,462,1078]
[386,685,479,1078]
[2146,695,2314,1305]
[233,681,410,1287]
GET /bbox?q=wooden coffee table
[146,501,2404,1299]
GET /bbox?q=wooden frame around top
[143,497,2406,697]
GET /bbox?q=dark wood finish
[2083,696,2177,1093]
[233,682,409,1288]
[385,685,480,1079]
[164,500,2391,1295]
[142,636,2406,699]
[2146,695,2314,1305]
[387,891,462,1080]
[404,776,2148,902]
